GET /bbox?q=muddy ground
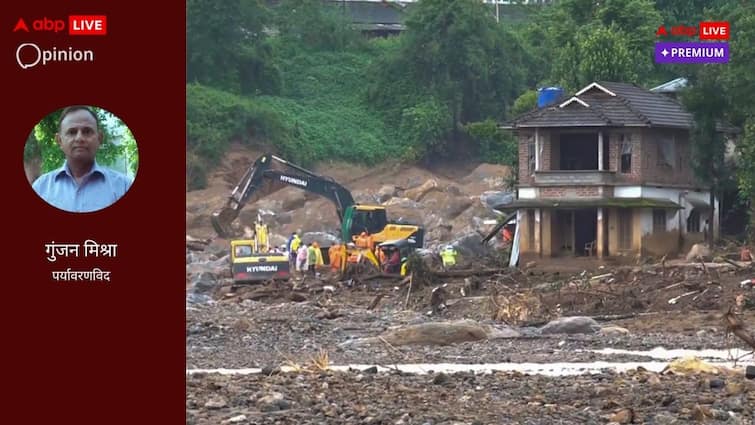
[186,147,754,424]
[187,259,755,424]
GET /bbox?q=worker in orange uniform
[355,232,369,249]
[377,246,387,267]
[329,242,342,272]
[502,225,513,244]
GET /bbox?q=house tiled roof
[510,102,610,127]
[507,81,737,132]
[597,81,693,128]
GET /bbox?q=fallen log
[723,307,755,350]
[358,272,404,282]
[722,258,744,269]
[591,313,638,322]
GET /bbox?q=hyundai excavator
[211,154,424,270]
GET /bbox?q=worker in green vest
[440,245,457,270]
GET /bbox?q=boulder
[480,191,515,210]
[443,197,473,220]
[686,243,712,261]
[539,316,601,334]
[404,179,439,202]
[301,231,340,247]
[281,192,307,211]
[377,185,397,203]
[448,232,491,258]
[191,271,219,294]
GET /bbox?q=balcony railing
[534,170,615,185]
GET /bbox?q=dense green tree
[516,0,660,89]
[369,0,528,158]
[551,25,642,91]
[682,69,731,243]
[510,90,537,117]
[187,0,279,95]
[273,0,363,51]
[737,120,755,239]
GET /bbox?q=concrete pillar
[571,211,576,255]
[596,208,604,258]
[542,210,552,257]
[535,128,540,171]
[598,131,604,170]
[534,209,541,257]
[607,208,619,255]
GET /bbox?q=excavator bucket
[211,207,239,239]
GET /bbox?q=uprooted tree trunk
[405,253,432,287]
[723,307,755,350]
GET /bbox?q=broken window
[653,209,667,233]
[656,135,675,168]
[620,134,632,174]
[687,210,700,233]
[527,136,536,175]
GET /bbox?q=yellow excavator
[212,154,425,272]
[229,217,290,283]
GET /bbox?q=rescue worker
[400,257,409,276]
[377,246,387,267]
[296,243,308,275]
[312,241,324,273]
[355,231,370,249]
[346,242,360,264]
[289,232,302,270]
[440,245,458,270]
[307,243,318,276]
[329,242,342,272]
[502,225,513,244]
[386,248,400,273]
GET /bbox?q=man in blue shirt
[32,106,133,213]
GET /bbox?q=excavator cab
[342,206,388,239]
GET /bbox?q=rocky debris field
[186,146,755,424]
[187,367,755,425]
[187,251,755,424]
[186,145,514,250]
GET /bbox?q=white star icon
[661,49,669,56]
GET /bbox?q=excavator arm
[211,154,356,238]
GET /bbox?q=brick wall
[518,132,534,185]
[541,131,552,171]
[640,128,697,186]
[607,131,642,184]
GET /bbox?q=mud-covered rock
[539,316,601,335]
[479,191,515,210]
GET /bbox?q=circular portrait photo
[24,105,138,213]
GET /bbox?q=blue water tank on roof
[537,87,564,108]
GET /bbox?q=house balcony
[534,170,615,186]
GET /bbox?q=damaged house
[501,81,738,260]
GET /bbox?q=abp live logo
[12,15,107,35]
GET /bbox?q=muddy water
[188,347,754,377]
